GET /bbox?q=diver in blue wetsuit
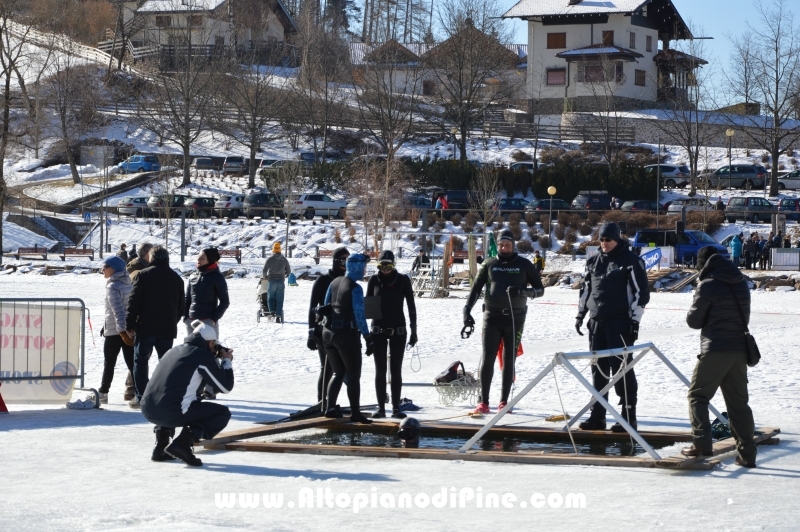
[322,253,375,423]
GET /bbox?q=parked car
[778,169,800,190]
[243,190,283,219]
[724,196,777,223]
[571,190,612,212]
[117,155,161,174]
[697,164,768,190]
[633,229,730,267]
[524,198,571,217]
[492,197,529,219]
[222,156,249,175]
[285,193,348,219]
[645,164,691,189]
[428,189,473,216]
[117,196,152,217]
[510,161,550,173]
[214,194,245,218]
[621,200,662,212]
[183,197,216,218]
[667,197,714,213]
[189,157,218,171]
[778,197,800,220]
[147,195,188,217]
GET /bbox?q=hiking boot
[128,397,141,409]
[578,416,607,430]
[275,315,283,324]
[165,428,203,466]
[498,401,512,413]
[611,406,637,432]
[472,402,490,415]
[735,456,756,468]
[98,393,108,405]
[350,412,373,424]
[324,405,343,418]
[372,408,386,419]
[124,371,135,401]
[151,427,176,462]
[681,445,713,457]
[391,409,407,419]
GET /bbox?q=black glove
[629,321,639,343]
[408,329,418,347]
[463,306,475,328]
[365,335,375,356]
[307,330,317,351]
[575,318,584,336]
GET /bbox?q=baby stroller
[256,278,278,323]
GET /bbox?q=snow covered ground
[1,263,798,530]
[1,213,57,252]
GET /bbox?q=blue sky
[497,0,767,68]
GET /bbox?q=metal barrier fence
[0,299,87,402]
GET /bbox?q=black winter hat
[696,246,719,270]
[498,229,515,243]
[378,250,395,264]
[332,247,350,261]
[203,247,220,264]
[598,222,621,242]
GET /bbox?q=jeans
[267,281,285,317]
[133,335,174,400]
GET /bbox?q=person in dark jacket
[743,234,757,270]
[322,253,374,423]
[307,247,350,411]
[127,243,153,282]
[682,246,757,467]
[367,250,417,419]
[125,245,185,408]
[184,247,230,338]
[116,243,129,262]
[411,249,430,272]
[464,230,544,415]
[771,231,782,249]
[576,222,650,432]
[141,320,234,466]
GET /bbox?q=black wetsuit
[465,252,544,405]
[366,271,416,410]
[308,268,341,407]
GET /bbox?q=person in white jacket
[99,256,134,404]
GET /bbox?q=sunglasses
[599,238,614,243]
[378,263,394,272]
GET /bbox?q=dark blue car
[633,229,729,267]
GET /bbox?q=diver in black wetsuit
[323,253,374,423]
[307,247,349,411]
[463,230,544,415]
[366,250,417,419]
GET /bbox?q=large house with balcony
[502,0,704,112]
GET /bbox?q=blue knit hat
[103,256,126,273]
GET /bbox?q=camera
[214,343,231,358]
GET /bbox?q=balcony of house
[654,49,706,107]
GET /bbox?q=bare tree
[268,160,307,254]
[469,163,499,229]
[423,0,520,160]
[724,0,800,196]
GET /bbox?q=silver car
[697,164,768,190]
[117,196,151,217]
[778,169,800,190]
[645,164,691,189]
[214,195,245,218]
[667,197,714,213]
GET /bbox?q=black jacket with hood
[686,253,750,354]
[185,263,230,322]
[125,261,185,337]
[577,240,650,322]
[140,333,234,426]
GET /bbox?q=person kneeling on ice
[463,230,544,415]
[141,320,234,466]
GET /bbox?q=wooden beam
[201,417,348,447]
[654,427,780,469]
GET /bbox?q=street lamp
[726,129,735,191]
[451,127,458,160]
[656,137,661,229]
[547,185,556,249]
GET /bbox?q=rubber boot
[611,405,637,432]
[165,427,202,466]
[372,408,386,419]
[151,427,176,462]
[578,409,607,430]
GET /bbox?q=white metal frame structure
[457,343,727,460]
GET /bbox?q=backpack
[434,361,465,385]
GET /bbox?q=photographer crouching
[141,320,234,466]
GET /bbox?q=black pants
[100,334,134,394]
[480,312,526,405]
[323,328,363,412]
[316,340,334,409]
[373,333,406,409]
[744,251,753,270]
[144,400,231,441]
[587,318,638,418]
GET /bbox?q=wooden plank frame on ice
[201,417,779,470]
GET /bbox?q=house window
[646,35,653,52]
[616,63,624,83]
[155,15,171,28]
[547,33,567,49]
[629,32,636,49]
[188,15,203,26]
[578,62,623,83]
[602,31,614,46]
[422,79,435,96]
[584,65,606,83]
[546,68,566,85]
[635,69,646,86]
